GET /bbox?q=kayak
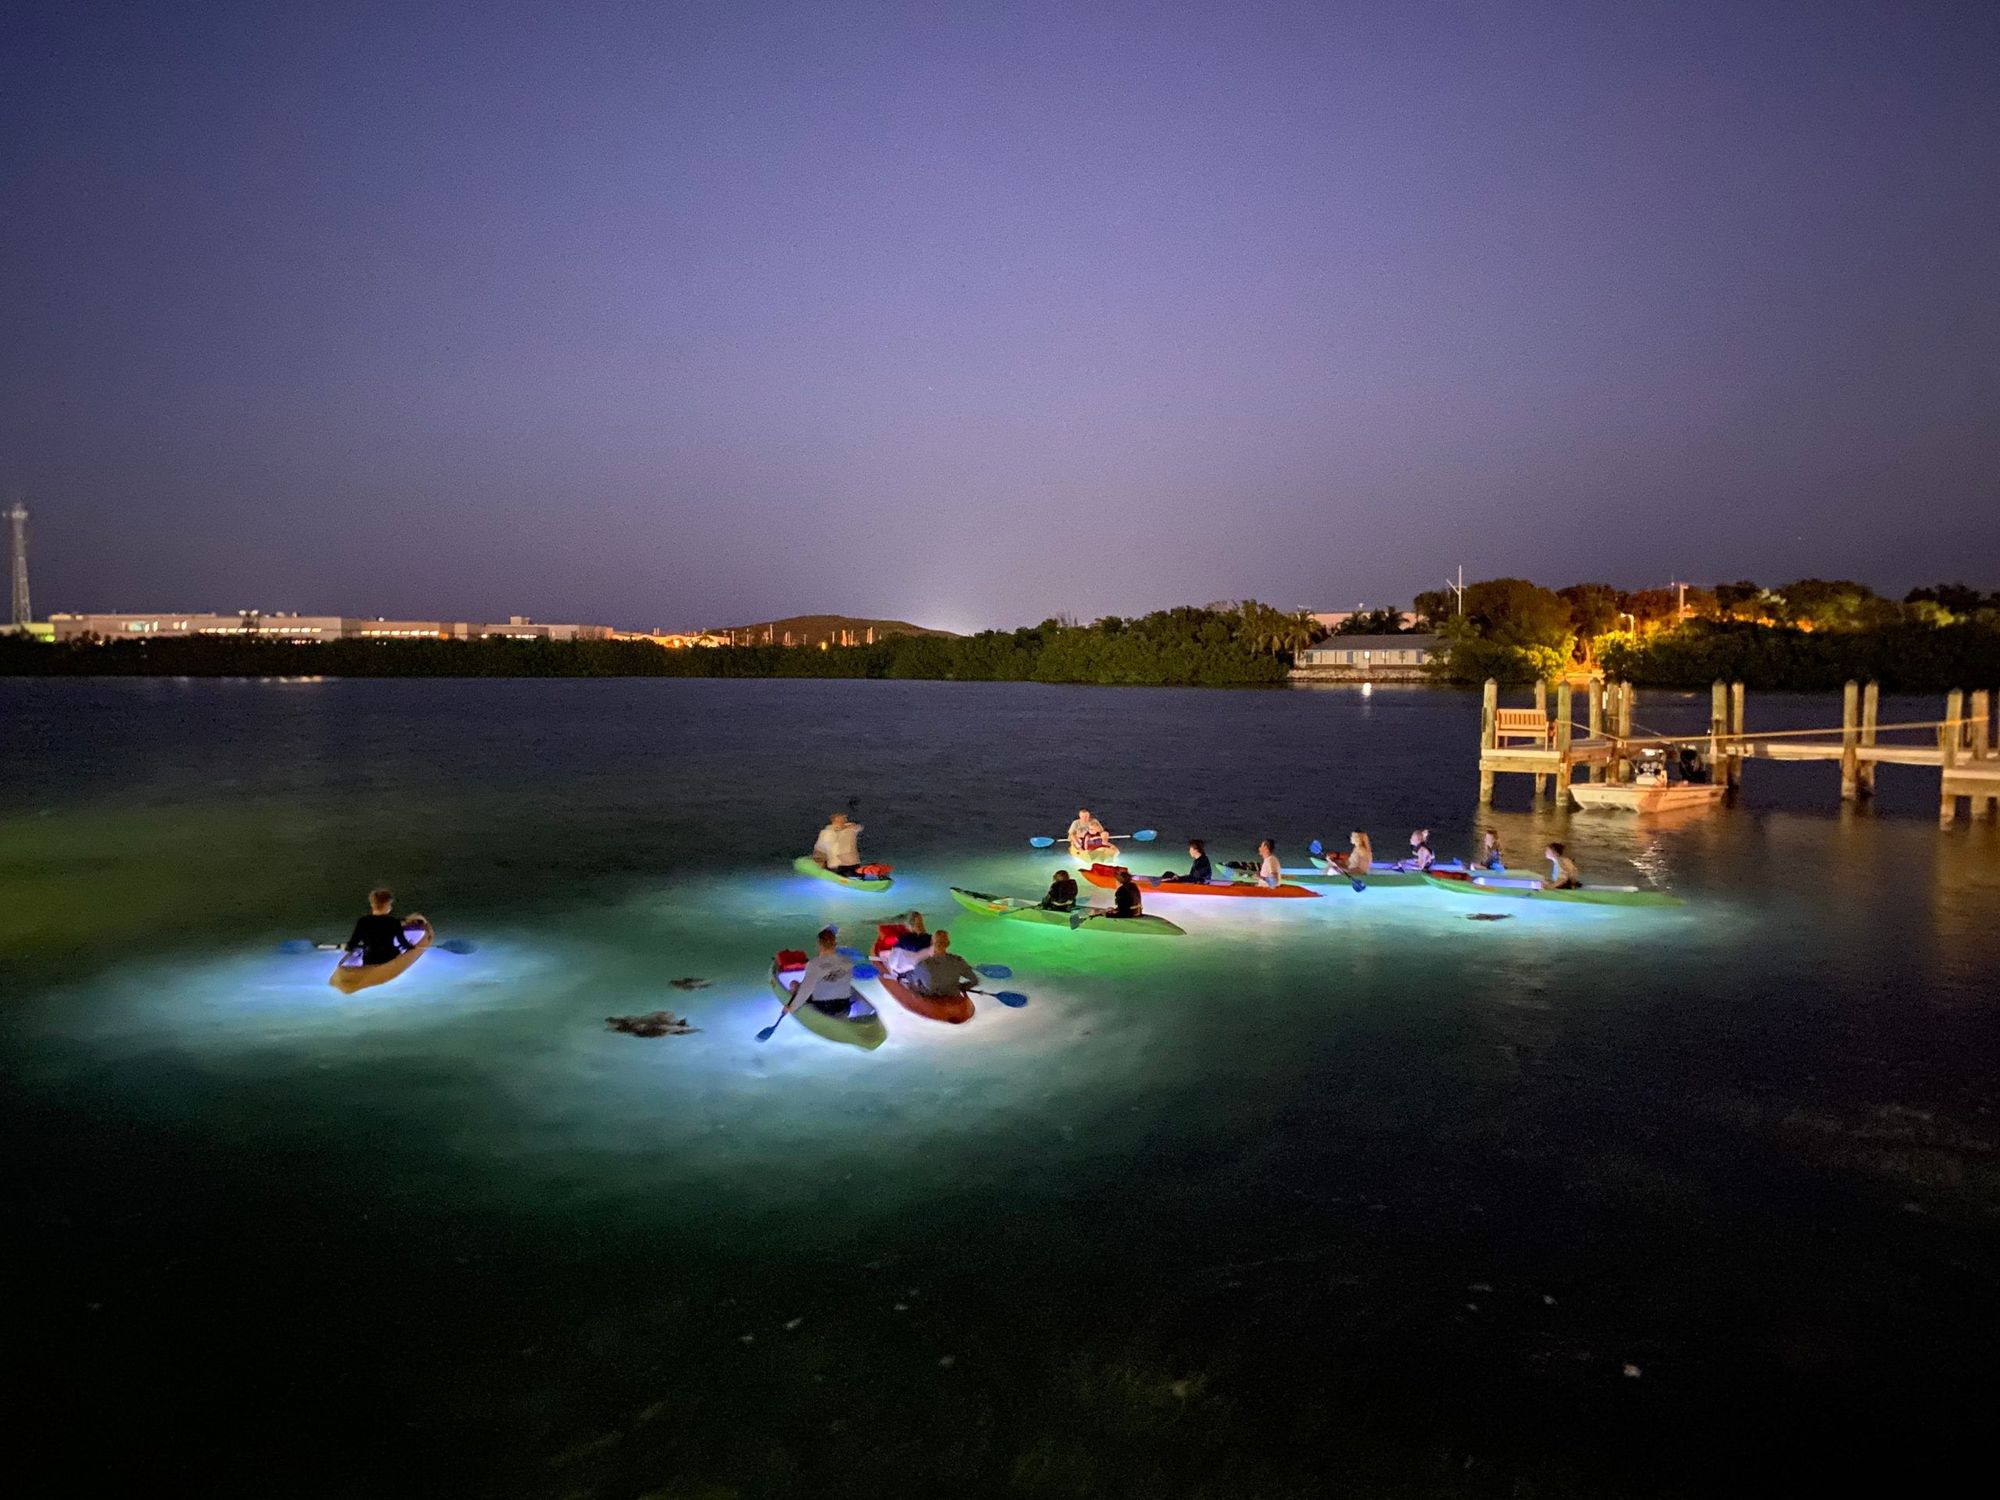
[1078,863,1320,899]
[1420,871,1685,908]
[329,924,432,994]
[1283,865,1429,889]
[768,955,889,1049]
[791,855,894,892]
[1284,860,1546,889]
[1066,840,1120,865]
[949,886,1186,936]
[871,964,975,1024]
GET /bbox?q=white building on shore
[1293,634,1440,681]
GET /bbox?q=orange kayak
[1078,863,1321,899]
[871,964,975,1024]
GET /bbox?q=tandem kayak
[329,923,432,994]
[1420,871,1684,908]
[768,955,889,1049]
[949,886,1186,936]
[870,964,974,1024]
[791,855,894,892]
[1078,863,1320,899]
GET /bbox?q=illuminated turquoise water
[4,678,1998,1496]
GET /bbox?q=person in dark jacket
[1161,839,1213,885]
[344,888,428,966]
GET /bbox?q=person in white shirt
[1543,842,1582,890]
[1067,809,1112,861]
[812,812,865,875]
[785,928,862,1018]
[1256,839,1282,888]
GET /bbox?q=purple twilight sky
[4,0,1997,632]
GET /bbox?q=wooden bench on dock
[1493,708,1554,746]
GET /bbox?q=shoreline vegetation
[7,582,1998,691]
[1410,577,2000,692]
[0,604,1302,687]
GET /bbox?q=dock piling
[1839,681,1860,801]
[1478,679,1497,804]
[1859,682,1879,798]
[1554,682,1574,798]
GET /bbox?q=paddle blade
[755,1024,778,1043]
[853,962,879,980]
[436,938,477,955]
[993,990,1028,1008]
[1309,838,1324,856]
[975,964,1013,979]
[279,939,318,955]
[1351,880,1365,893]
[1130,829,1157,841]
[1028,836,1056,848]
[835,945,863,960]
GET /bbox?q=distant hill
[708,614,956,647]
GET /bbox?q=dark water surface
[4,678,1998,1497]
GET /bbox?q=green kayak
[949,886,1186,936]
[1420,871,1684,908]
[768,959,889,1049]
[792,855,894,892]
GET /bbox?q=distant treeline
[0,606,1294,687]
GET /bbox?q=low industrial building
[1292,634,1440,682]
[47,612,611,644]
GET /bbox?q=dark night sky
[4,1,1996,632]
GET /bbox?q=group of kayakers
[1065,809,1586,893]
[1323,827,1581,889]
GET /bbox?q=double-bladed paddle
[1028,828,1156,849]
[279,937,476,955]
[1308,839,1366,893]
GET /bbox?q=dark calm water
[4,677,1998,1497]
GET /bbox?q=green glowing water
[4,678,1997,1496]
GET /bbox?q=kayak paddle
[1027,828,1156,848]
[970,987,1028,1008]
[279,936,476,955]
[1308,839,1364,892]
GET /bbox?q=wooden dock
[1476,679,2000,825]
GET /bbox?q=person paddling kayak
[1475,828,1505,871]
[1111,869,1145,918]
[1324,831,1373,877]
[782,928,866,1018]
[1067,809,1113,862]
[1405,829,1436,872]
[811,811,866,876]
[1161,839,1213,885]
[877,911,933,977]
[904,929,979,1002]
[344,888,430,967]
[1543,842,1582,890]
[1041,870,1079,911]
[1256,839,1282,888]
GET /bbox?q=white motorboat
[1569,780,1725,814]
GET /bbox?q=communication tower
[6,498,27,628]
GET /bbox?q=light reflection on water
[3,677,1997,1492]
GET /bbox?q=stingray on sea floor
[1466,912,1513,921]
[669,977,710,990]
[606,1010,701,1037]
